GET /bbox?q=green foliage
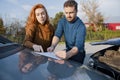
[51,12,64,30]
[7,35,25,44]
[5,27,25,44]
[0,18,6,34]
[86,29,120,41]
[0,17,25,44]
[0,18,3,26]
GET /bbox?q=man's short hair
[64,0,78,11]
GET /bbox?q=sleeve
[75,22,86,52]
[54,19,64,39]
[23,25,36,48]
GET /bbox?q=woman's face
[35,8,47,25]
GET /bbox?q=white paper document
[33,52,61,60]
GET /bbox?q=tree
[0,18,6,35]
[51,12,64,30]
[5,18,25,43]
[80,0,104,31]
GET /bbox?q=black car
[0,35,114,80]
[89,38,120,80]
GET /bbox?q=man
[47,0,86,64]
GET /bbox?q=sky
[0,0,120,24]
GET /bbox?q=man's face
[64,6,77,22]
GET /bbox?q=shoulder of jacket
[59,17,67,23]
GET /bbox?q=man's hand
[55,50,67,59]
[33,45,44,52]
[55,47,78,60]
[47,36,59,52]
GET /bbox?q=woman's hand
[47,45,55,52]
[33,45,44,52]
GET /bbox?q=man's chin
[67,19,72,22]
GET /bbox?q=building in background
[105,23,120,30]
[84,16,120,31]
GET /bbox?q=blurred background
[0,0,120,44]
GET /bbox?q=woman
[23,4,54,52]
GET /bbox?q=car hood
[90,38,120,46]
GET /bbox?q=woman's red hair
[26,4,49,27]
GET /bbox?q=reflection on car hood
[0,52,113,80]
[90,38,120,46]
